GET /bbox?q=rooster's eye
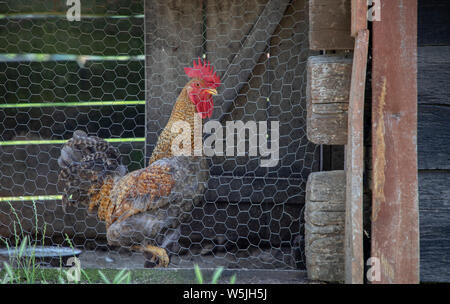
[195,82,200,87]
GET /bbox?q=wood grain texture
[351,0,367,37]
[309,0,354,50]
[418,46,450,106]
[371,0,419,284]
[418,0,450,46]
[419,172,450,282]
[0,17,144,56]
[207,0,319,182]
[305,170,345,282]
[416,1,450,282]
[208,0,291,122]
[418,105,450,170]
[144,0,203,162]
[0,0,143,14]
[306,55,352,145]
[345,29,368,284]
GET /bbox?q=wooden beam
[306,170,346,283]
[344,29,369,284]
[309,0,354,50]
[371,0,420,284]
[212,0,290,122]
[351,0,367,37]
[307,56,353,145]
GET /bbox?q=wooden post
[344,0,368,285]
[306,56,353,145]
[211,0,291,122]
[306,170,346,283]
[344,29,368,284]
[351,0,367,37]
[371,0,420,284]
[309,0,354,50]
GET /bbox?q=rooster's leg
[132,245,169,267]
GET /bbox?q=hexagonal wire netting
[0,0,319,270]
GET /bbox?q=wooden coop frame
[1,0,447,284]
[305,0,421,284]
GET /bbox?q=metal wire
[0,0,318,270]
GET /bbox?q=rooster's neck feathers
[148,86,200,164]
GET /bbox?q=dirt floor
[77,246,303,269]
[75,249,311,284]
[0,244,311,283]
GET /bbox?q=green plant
[0,201,134,284]
[98,269,132,284]
[1,201,69,284]
[0,201,47,284]
[194,264,236,284]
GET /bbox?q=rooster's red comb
[184,58,221,88]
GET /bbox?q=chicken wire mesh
[0,0,319,270]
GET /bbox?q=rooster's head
[184,58,221,118]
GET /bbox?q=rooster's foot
[133,245,169,268]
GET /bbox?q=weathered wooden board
[309,0,354,50]
[418,0,450,46]
[0,18,144,56]
[205,176,304,205]
[205,0,269,125]
[206,0,318,179]
[305,170,345,282]
[144,0,203,162]
[205,0,267,75]
[371,0,420,284]
[307,55,352,145]
[345,29,368,284]
[418,46,450,106]
[0,105,145,141]
[416,2,450,282]
[0,60,145,104]
[207,0,292,122]
[418,105,450,170]
[418,171,450,282]
[188,197,304,251]
[351,0,366,37]
[0,0,143,15]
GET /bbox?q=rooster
[57,59,220,267]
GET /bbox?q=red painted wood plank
[345,29,369,284]
[371,0,420,284]
[351,0,367,37]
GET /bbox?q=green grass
[0,201,134,284]
[0,201,236,284]
[194,264,236,284]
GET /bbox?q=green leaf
[3,262,14,281]
[194,264,203,284]
[211,267,224,284]
[114,271,131,284]
[2,273,10,284]
[112,269,129,284]
[229,274,237,284]
[81,269,92,284]
[18,236,28,259]
[98,270,111,284]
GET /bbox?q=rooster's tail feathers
[57,131,126,209]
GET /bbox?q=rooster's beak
[204,88,218,96]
